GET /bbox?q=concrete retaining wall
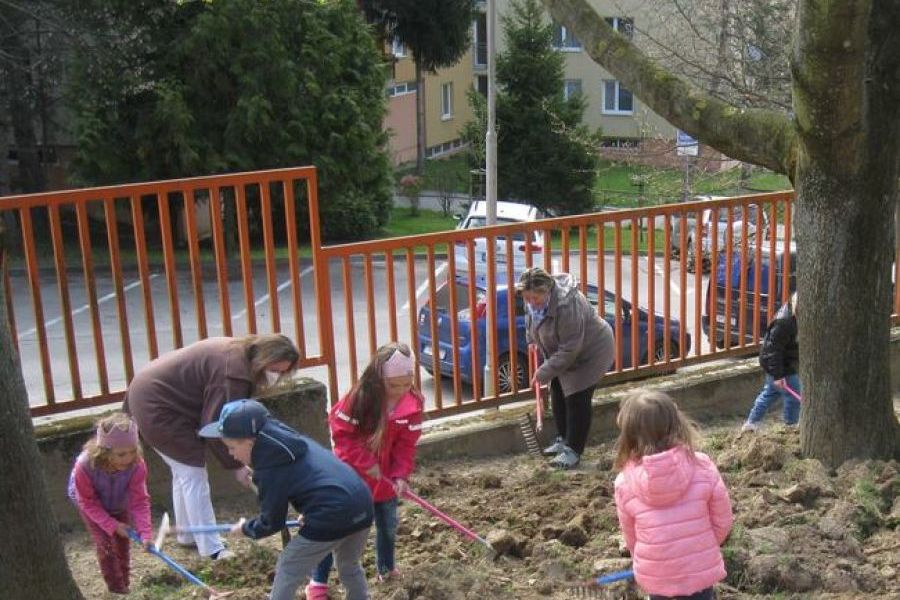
[416,329,900,463]
[36,330,900,529]
[36,378,329,530]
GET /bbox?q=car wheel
[497,352,528,394]
[643,341,680,365]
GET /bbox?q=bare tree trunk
[415,61,426,175]
[0,224,85,598]
[793,0,900,464]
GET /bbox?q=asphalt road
[13,252,712,413]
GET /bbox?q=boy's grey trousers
[269,527,371,600]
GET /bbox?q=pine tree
[495,0,599,216]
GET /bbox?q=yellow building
[384,0,702,167]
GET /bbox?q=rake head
[568,569,634,599]
[519,412,542,456]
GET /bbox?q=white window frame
[472,14,487,68]
[387,81,416,98]
[601,79,634,115]
[604,17,634,40]
[391,38,407,58]
[553,24,581,51]
[441,82,454,120]
[563,79,583,101]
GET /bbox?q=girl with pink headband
[305,342,424,598]
[68,412,153,595]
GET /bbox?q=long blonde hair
[614,389,700,470]
[83,412,143,470]
[234,334,300,392]
[347,342,422,452]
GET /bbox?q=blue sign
[676,129,698,156]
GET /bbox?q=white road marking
[232,266,314,321]
[17,274,161,341]
[400,262,447,314]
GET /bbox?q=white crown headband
[382,349,414,378]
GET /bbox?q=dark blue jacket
[241,418,373,542]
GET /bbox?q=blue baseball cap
[198,399,269,439]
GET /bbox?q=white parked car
[682,198,768,273]
[453,201,550,278]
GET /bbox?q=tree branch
[540,0,797,175]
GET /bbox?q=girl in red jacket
[306,342,424,599]
[613,390,733,600]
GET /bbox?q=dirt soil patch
[64,420,899,599]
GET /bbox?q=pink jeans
[79,510,131,593]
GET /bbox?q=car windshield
[464,218,532,241]
[713,206,758,224]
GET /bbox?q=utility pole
[483,0,498,397]
[485,0,497,227]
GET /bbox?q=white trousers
[156,451,224,558]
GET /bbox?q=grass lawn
[594,160,791,207]
[395,154,471,194]
[11,159,787,269]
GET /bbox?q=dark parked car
[418,276,691,392]
[702,242,796,348]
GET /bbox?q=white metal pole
[483,0,498,397]
[486,0,497,227]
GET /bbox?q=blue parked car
[418,276,691,393]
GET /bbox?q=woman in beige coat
[124,334,299,559]
[518,268,615,469]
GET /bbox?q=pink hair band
[382,349,414,378]
[97,422,140,449]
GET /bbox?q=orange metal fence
[2,167,331,416]
[6,168,893,419]
[319,190,802,416]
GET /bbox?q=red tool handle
[783,382,803,402]
[402,488,492,549]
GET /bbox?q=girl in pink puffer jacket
[613,390,734,600]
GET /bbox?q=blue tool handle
[127,529,208,589]
[178,519,300,534]
[596,569,634,585]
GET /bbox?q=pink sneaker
[305,581,329,600]
[377,569,401,583]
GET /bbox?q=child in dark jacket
[307,342,424,598]
[742,292,801,432]
[199,399,374,600]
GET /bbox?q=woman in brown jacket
[518,268,615,469]
[124,334,299,559]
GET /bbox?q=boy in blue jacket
[199,399,373,600]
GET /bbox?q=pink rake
[783,382,803,402]
[400,487,495,554]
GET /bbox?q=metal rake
[569,569,634,598]
[519,412,542,456]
